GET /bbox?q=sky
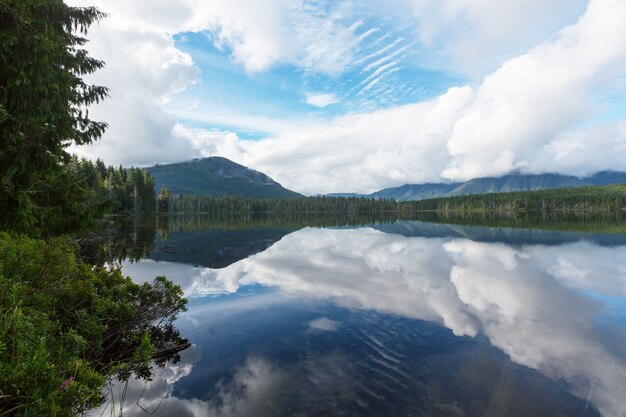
[66,0,626,195]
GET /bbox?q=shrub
[0,233,187,416]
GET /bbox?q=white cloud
[305,93,340,108]
[187,0,364,75]
[73,0,364,76]
[442,0,626,181]
[531,119,626,175]
[411,0,589,74]
[170,106,288,135]
[67,22,201,166]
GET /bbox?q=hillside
[371,183,459,200]
[366,171,626,201]
[146,157,302,198]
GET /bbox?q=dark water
[89,217,626,417]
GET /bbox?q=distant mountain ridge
[146,157,302,198]
[344,171,626,201]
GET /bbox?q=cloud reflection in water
[121,227,626,417]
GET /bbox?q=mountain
[325,192,364,198]
[446,173,586,196]
[587,171,626,185]
[356,171,626,201]
[371,183,460,200]
[146,157,302,198]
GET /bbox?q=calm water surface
[91,219,626,417]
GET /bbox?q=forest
[166,184,626,216]
[71,156,169,216]
[168,193,406,214]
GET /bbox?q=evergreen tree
[157,186,171,213]
[0,0,108,233]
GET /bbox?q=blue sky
[167,21,464,139]
[69,0,626,194]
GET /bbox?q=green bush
[0,233,187,416]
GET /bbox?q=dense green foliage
[0,155,162,237]
[0,0,162,231]
[0,2,189,416]
[169,194,407,215]
[72,157,163,216]
[409,184,626,212]
[146,157,302,198]
[0,0,108,233]
[0,233,188,417]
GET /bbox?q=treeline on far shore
[406,183,626,213]
[167,193,408,214]
[165,183,626,215]
[69,168,626,230]
[73,170,626,224]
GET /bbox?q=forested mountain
[146,157,302,198]
[446,173,585,196]
[587,171,626,184]
[366,172,626,201]
[370,183,460,200]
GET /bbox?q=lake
[87,215,626,417]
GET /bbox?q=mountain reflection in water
[92,220,626,417]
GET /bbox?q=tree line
[166,184,626,217]
[72,156,168,216]
[406,184,626,213]
[168,194,409,215]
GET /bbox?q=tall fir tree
[0,0,108,234]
